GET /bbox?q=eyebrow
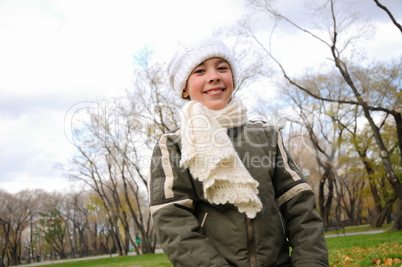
[195,59,227,67]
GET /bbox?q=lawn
[326,231,402,266]
[49,253,172,267]
[24,229,402,267]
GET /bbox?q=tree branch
[373,0,402,33]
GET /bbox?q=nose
[207,70,220,83]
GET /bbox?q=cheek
[223,74,234,88]
[187,78,204,94]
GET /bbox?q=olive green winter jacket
[148,121,329,267]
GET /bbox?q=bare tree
[281,81,345,227]
[0,190,39,265]
[86,193,115,255]
[0,190,14,266]
[39,194,68,260]
[63,191,90,258]
[234,0,402,230]
[336,107,397,227]
[63,56,180,255]
[335,171,365,226]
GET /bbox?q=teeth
[207,89,222,95]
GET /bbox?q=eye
[193,68,205,74]
[217,62,230,71]
[218,66,229,71]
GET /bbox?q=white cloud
[0,0,400,193]
[0,0,246,193]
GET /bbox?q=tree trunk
[108,216,123,256]
[393,197,402,230]
[319,177,327,226]
[333,53,402,230]
[319,165,335,227]
[325,172,335,225]
[394,112,402,169]
[373,195,397,227]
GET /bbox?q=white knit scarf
[180,98,262,218]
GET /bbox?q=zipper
[277,207,286,238]
[201,212,208,228]
[247,218,256,267]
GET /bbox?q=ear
[182,88,189,99]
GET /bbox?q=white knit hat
[167,36,237,98]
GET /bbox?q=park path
[325,229,384,238]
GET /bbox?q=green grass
[47,254,172,267]
[21,228,402,267]
[326,231,402,266]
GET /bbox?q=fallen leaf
[384,258,392,266]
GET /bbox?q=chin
[206,102,228,110]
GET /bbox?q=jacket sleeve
[148,131,230,267]
[270,127,329,267]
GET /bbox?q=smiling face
[182,57,234,110]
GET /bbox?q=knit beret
[167,36,237,98]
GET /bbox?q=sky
[0,0,401,194]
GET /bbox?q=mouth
[204,88,225,96]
